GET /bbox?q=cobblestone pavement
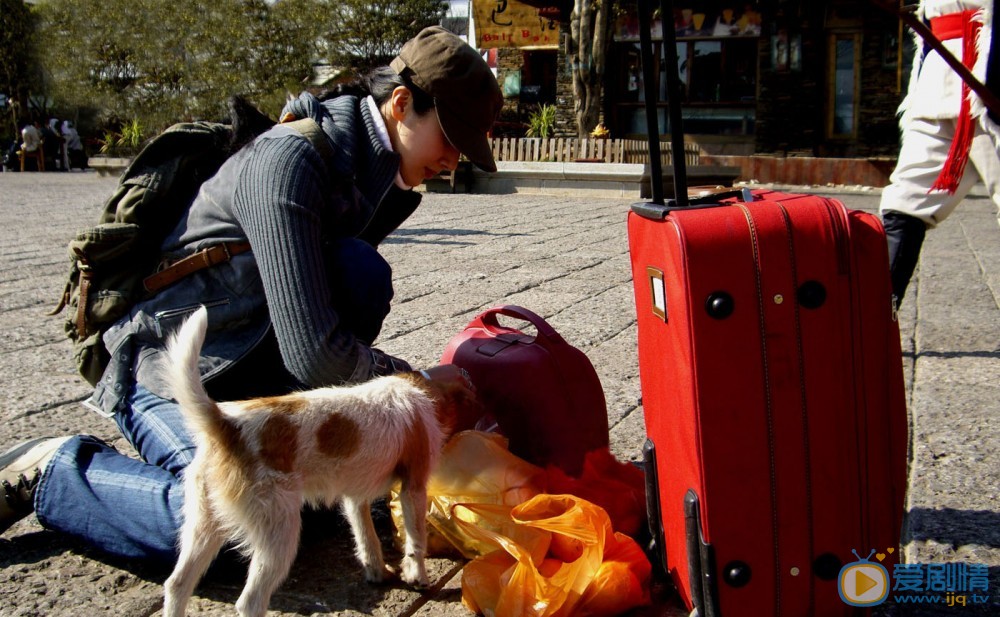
[0,171,997,616]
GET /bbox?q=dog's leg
[397,480,430,587]
[163,480,227,617]
[341,497,392,583]
[234,496,302,617]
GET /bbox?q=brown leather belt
[143,241,252,293]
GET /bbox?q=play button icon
[855,570,878,596]
[839,560,889,606]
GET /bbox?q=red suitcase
[629,192,908,616]
[440,305,609,475]
[627,1,907,614]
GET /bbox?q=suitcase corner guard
[642,438,667,576]
[684,489,721,617]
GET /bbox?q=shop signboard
[473,0,559,49]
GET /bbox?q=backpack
[50,99,334,386]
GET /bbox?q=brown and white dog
[162,307,470,617]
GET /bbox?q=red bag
[440,305,609,476]
[544,448,647,539]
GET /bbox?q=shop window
[514,50,557,123]
[826,33,861,138]
[614,38,757,136]
[610,1,759,137]
[684,39,757,103]
[522,50,557,105]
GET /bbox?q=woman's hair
[320,66,435,115]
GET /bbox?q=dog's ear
[409,374,482,437]
[440,382,483,437]
[397,371,486,436]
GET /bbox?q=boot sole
[0,437,53,470]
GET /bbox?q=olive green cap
[391,26,503,172]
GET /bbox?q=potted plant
[526,104,556,139]
[89,118,144,176]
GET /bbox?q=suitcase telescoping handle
[638,0,687,208]
[470,305,565,344]
[633,0,751,221]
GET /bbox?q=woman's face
[385,86,460,187]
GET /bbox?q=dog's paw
[400,555,429,588]
[363,563,397,585]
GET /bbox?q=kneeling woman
[0,26,500,561]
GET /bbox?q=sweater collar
[315,94,402,212]
[364,95,412,190]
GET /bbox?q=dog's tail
[166,306,228,440]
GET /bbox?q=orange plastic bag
[458,494,651,617]
[389,431,547,558]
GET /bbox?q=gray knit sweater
[90,93,420,414]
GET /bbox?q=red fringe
[930,13,982,194]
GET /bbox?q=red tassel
[930,12,982,194]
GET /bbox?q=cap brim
[436,104,497,173]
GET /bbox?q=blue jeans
[33,238,393,562]
[35,383,192,562]
[326,237,393,345]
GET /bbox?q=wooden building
[492,0,910,159]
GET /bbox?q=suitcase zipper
[822,199,851,276]
[737,204,783,615]
[777,202,817,616]
[738,202,822,615]
[835,203,875,555]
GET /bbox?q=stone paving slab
[0,171,998,615]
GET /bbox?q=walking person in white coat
[880,0,1000,303]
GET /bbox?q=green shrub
[98,119,144,156]
[526,104,557,139]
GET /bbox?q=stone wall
[754,4,826,155]
[847,20,903,157]
[495,47,525,137]
[701,153,896,187]
[755,1,903,157]
[553,23,577,138]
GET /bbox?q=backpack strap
[282,117,337,174]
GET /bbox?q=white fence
[488,137,701,165]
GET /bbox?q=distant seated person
[19,121,42,171]
[62,121,86,170]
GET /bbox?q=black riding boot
[882,211,928,304]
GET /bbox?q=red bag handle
[471,305,564,343]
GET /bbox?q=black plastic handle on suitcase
[632,187,755,221]
[634,0,753,220]
[637,0,686,207]
[472,305,564,344]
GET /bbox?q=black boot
[882,211,928,304]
